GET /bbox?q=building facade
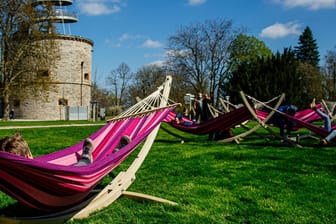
[7,0,94,120]
[11,36,93,120]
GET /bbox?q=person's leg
[325,129,336,142]
[75,138,94,166]
[113,135,131,153]
[311,99,331,132]
[278,117,285,138]
[314,108,331,132]
[285,120,294,137]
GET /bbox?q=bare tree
[0,0,58,119]
[128,65,166,102]
[167,18,243,105]
[107,62,132,109]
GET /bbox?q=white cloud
[188,0,207,6]
[146,60,165,67]
[77,0,124,16]
[141,39,163,48]
[259,22,301,39]
[119,33,145,41]
[273,0,336,10]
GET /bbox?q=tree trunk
[2,91,10,121]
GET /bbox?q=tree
[0,0,58,119]
[223,34,272,97]
[128,65,167,103]
[167,18,243,105]
[227,48,312,108]
[229,34,272,68]
[294,26,320,67]
[323,47,336,100]
[107,62,132,110]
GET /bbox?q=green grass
[0,122,335,223]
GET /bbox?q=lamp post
[184,93,195,119]
[80,61,84,106]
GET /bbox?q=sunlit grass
[0,121,335,223]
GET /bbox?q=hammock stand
[321,99,336,122]
[251,97,336,143]
[217,96,284,143]
[0,76,177,223]
[162,93,285,144]
[240,92,329,146]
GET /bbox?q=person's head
[286,105,297,116]
[0,132,32,158]
[175,113,183,123]
[203,93,210,99]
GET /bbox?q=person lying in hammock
[0,132,33,158]
[174,113,194,126]
[0,132,131,165]
[310,98,336,145]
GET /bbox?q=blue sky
[60,0,336,87]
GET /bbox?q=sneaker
[75,138,94,166]
[310,98,316,109]
[318,139,328,146]
[113,135,131,153]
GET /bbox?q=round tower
[11,0,94,120]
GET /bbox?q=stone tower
[11,0,94,120]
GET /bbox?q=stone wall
[13,35,94,120]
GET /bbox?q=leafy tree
[0,0,58,119]
[222,34,272,98]
[298,62,323,102]
[323,47,336,100]
[226,48,311,108]
[167,18,243,105]
[229,34,272,68]
[294,26,320,67]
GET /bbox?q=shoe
[75,138,94,166]
[310,98,316,109]
[318,139,328,146]
[82,138,94,162]
[114,135,131,153]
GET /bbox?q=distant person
[193,93,203,123]
[201,93,214,140]
[270,104,297,140]
[201,93,212,122]
[9,109,15,120]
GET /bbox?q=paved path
[0,123,104,130]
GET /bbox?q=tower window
[84,73,89,80]
[59,98,68,106]
[37,68,50,77]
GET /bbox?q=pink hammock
[256,104,323,130]
[164,106,253,135]
[0,107,175,211]
[281,111,336,138]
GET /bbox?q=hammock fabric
[165,106,253,135]
[282,111,336,138]
[256,104,323,130]
[0,107,174,211]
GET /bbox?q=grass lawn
[0,121,335,223]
